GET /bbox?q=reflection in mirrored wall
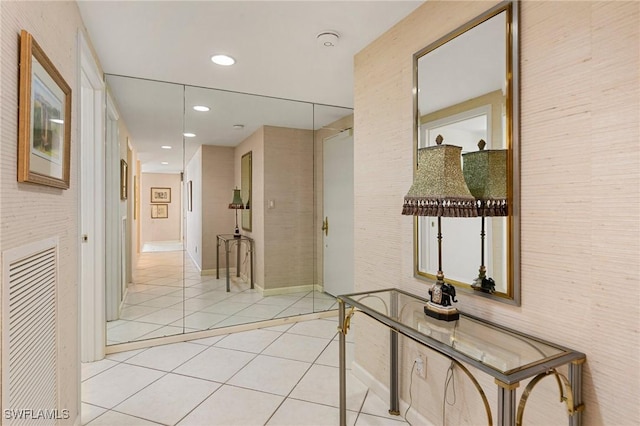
[414,2,519,304]
[105,74,354,345]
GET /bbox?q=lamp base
[233,227,241,238]
[471,276,496,294]
[424,302,459,322]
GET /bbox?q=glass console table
[337,289,586,426]
[216,234,254,292]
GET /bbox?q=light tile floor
[109,248,338,345]
[83,318,411,426]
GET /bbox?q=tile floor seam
[261,361,316,426]
[91,407,166,426]
[170,384,227,426]
[81,363,121,383]
[260,333,341,424]
[91,367,171,411]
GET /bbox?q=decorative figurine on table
[472,273,496,294]
[425,272,460,321]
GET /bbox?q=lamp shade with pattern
[402,135,476,321]
[462,139,508,293]
[462,139,508,217]
[402,135,478,218]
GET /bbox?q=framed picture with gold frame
[151,204,168,219]
[151,187,171,203]
[120,159,128,200]
[17,30,72,189]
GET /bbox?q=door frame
[78,30,105,363]
[105,93,121,321]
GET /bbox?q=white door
[323,129,354,297]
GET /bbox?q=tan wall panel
[263,126,314,290]
[201,145,236,271]
[236,127,265,286]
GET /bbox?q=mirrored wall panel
[105,75,186,345]
[105,75,353,345]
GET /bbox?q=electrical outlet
[414,354,426,379]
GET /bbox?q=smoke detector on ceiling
[317,31,340,48]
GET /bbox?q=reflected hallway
[107,247,337,345]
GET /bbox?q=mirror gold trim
[413,1,520,305]
[241,151,252,231]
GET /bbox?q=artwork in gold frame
[151,204,168,219]
[17,30,72,189]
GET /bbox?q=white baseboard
[351,361,433,426]
[202,267,237,276]
[261,284,315,297]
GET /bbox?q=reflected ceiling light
[193,105,210,112]
[211,54,235,66]
[161,145,172,149]
[50,118,64,124]
[183,132,196,138]
[161,162,169,165]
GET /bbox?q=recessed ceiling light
[193,105,210,112]
[211,54,235,66]
[183,132,196,138]
[50,118,64,124]
[161,145,172,149]
[161,162,169,165]
[233,124,244,130]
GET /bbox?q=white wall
[140,173,182,245]
[0,2,102,423]
[354,1,639,425]
[185,147,203,269]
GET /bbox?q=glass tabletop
[339,289,576,376]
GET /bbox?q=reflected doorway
[322,129,354,297]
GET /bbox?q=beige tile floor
[108,246,338,345]
[83,318,411,425]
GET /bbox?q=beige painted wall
[234,126,315,292]
[354,1,639,425]
[201,145,236,271]
[0,1,103,423]
[263,126,314,291]
[140,173,182,244]
[235,129,265,285]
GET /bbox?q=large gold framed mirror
[413,1,520,304]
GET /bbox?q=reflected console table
[337,289,586,426]
[216,234,254,292]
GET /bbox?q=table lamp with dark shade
[462,139,508,294]
[229,188,244,238]
[402,135,477,321]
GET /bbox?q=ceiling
[77,1,424,172]
[78,1,423,108]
